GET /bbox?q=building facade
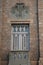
[0,0,43,65]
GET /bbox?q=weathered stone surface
[30,61,38,65]
[38,0,43,64]
[0,0,43,65]
[1,61,8,65]
[39,58,43,65]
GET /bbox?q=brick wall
[38,0,43,65]
[0,0,43,65]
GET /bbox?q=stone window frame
[10,21,30,51]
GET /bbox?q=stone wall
[0,0,43,65]
[38,0,43,65]
[0,0,2,65]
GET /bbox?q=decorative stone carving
[8,52,30,65]
[10,3,29,19]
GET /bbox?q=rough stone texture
[0,0,43,65]
[0,0,2,63]
[30,61,38,65]
[1,61,8,65]
[38,0,43,65]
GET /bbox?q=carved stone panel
[8,52,30,65]
[10,3,29,19]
